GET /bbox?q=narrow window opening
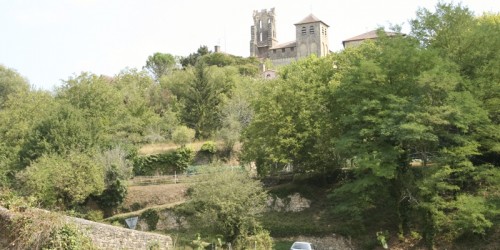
[301,26,306,35]
[310,26,314,34]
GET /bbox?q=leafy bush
[6,208,95,249]
[133,147,194,175]
[172,126,195,146]
[141,209,159,231]
[16,152,105,209]
[44,223,96,249]
[200,141,217,154]
[188,166,268,243]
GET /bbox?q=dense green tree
[168,62,235,138]
[242,55,338,175]
[17,151,105,209]
[93,146,133,215]
[56,73,125,143]
[18,102,96,166]
[0,65,30,107]
[328,28,497,246]
[111,69,168,143]
[202,52,236,67]
[172,125,195,146]
[188,166,270,245]
[144,52,177,80]
[218,76,260,152]
[180,45,210,68]
[0,90,55,184]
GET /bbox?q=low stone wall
[267,193,311,212]
[71,217,172,250]
[0,206,172,250]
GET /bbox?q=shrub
[44,223,96,249]
[141,209,159,231]
[172,126,195,146]
[200,141,217,154]
[16,152,105,209]
[6,208,95,249]
[133,147,194,175]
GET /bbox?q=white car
[290,241,315,250]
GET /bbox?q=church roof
[342,30,400,43]
[295,13,329,27]
[271,41,297,49]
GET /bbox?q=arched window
[301,26,306,35]
[259,32,263,42]
[259,20,262,29]
[310,26,314,34]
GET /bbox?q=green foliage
[141,209,159,231]
[0,64,30,107]
[133,147,194,175]
[111,69,169,143]
[190,233,210,250]
[95,148,131,212]
[162,60,240,139]
[180,45,210,68]
[202,52,236,67]
[172,125,195,146]
[95,178,127,213]
[6,207,95,250]
[261,211,330,237]
[17,152,105,209]
[376,231,389,249]
[18,103,95,166]
[44,223,96,250]
[188,166,268,243]
[0,90,56,178]
[242,55,340,175]
[147,240,161,250]
[144,52,177,80]
[234,228,273,250]
[200,141,217,154]
[218,76,260,153]
[183,63,235,138]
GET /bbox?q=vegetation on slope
[0,2,499,249]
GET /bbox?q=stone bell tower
[250,8,278,58]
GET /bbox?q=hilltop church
[250,8,330,66]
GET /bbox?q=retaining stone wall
[0,206,172,250]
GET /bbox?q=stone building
[250,8,330,66]
[342,29,402,48]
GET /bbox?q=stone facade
[250,9,330,66]
[250,8,278,59]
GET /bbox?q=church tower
[294,14,329,59]
[250,8,278,58]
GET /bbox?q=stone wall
[71,217,172,250]
[0,206,172,250]
[267,192,311,212]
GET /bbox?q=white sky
[1,0,499,90]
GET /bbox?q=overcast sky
[1,0,499,90]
